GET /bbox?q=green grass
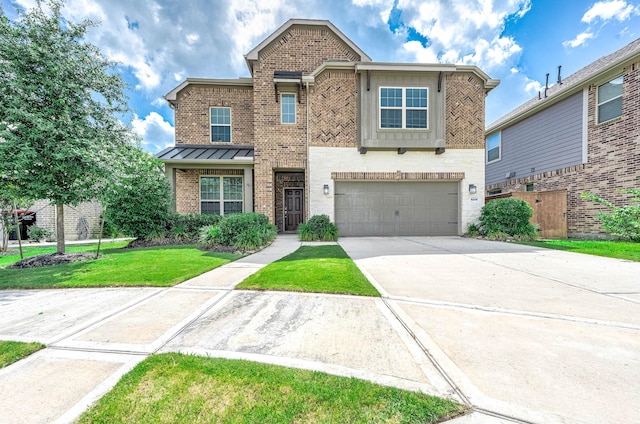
[77,353,465,424]
[0,245,242,289]
[0,241,130,268]
[518,239,640,261]
[237,245,380,296]
[0,341,45,368]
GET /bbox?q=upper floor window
[200,176,243,215]
[210,107,231,142]
[281,93,296,124]
[486,132,501,164]
[597,76,623,124]
[379,87,428,129]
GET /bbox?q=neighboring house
[485,38,640,238]
[158,19,498,236]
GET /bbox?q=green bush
[298,214,339,241]
[478,198,537,239]
[582,188,640,241]
[199,213,276,251]
[465,223,480,237]
[166,213,222,240]
[27,225,52,242]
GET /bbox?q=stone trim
[197,169,244,176]
[486,164,588,190]
[331,171,465,181]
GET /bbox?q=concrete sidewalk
[0,235,472,423]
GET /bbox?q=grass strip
[0,341,45,368]
[0,241,130,268]
[518,239,640,262]
[78,353,465,424]
[237,244,380,296]
[0,245,241,289]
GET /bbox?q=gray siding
[486,91,584,186]
[359,72,445,150]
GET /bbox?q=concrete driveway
[339,237,640,424]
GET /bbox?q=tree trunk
[56,203,65,253]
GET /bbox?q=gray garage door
[334,181,459,236]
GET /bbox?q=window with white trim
[379,87,428,129]
[210,107,231,142]
[486,132,501,164]
[200,176,243,215]
[281,93,296,124]
[597,76,623,124]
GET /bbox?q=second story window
[281,93,296,124]
[380,87,428,129]
[210,107,231,142]
[486,132,501,164]
[597,76,623,124]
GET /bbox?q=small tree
[582,188,640,241]
[102,147,172,239]
[0,1,134,253]
[0,182,33,253]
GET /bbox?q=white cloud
[563,31,595,48]
[582,0,638,23]
[524,78,543,95]
[131,112,174,153]
[510,67,519,74]
[378,0,531,70]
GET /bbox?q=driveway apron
[339,236,640,424]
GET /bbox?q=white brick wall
[308,147,485,235]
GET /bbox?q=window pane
[210,107,230,125]
[223,202,243,215]
[381,109,402,128]
[405,88,427,107]
[200,177,220,200]
[281,93,296,124]
[201,202,220,215]
[598,76,623,104]
[487,146,500,162]
[406,110,427,128]
[211,126,231,142]
[486,133,500,150]
[380,88,402,107]
[223,177,243,200]
[598,97,622,123]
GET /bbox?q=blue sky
[3,0,640,153]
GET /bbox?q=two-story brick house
[485,38,640,238]
[158,19,498,236]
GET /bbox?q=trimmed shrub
[478,198,537,239]
[27,225,52,242]
[582,188,640,241]
[166,213,222,240]
[298,214,339,241]
[199,213,276,251]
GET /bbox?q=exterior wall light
[323,184,330,195]
[468,184,477,194]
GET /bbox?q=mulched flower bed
[8,252,98,269]
[126,237,239,254]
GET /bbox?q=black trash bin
[9,210,36,240]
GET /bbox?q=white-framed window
[210,107,231,142]
[486,132,501,164]
[200,176,243,215]
[379,87,428,129]
[597,76,623,124]
[281,93,296,124]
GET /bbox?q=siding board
[486,92,584,185]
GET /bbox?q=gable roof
[487,37,640,133]
[244,18,372,73]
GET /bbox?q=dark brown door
[284,189,303,232]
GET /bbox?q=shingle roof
[156,145,254,162]
[487,37,640,133]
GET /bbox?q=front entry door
[284,189,303,232]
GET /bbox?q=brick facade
[175,169,245,214]
[28,200,102,241]
[310,70,358,148]
[488,61,640,237]
[445,72,486,149]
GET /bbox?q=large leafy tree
[0,0,134,253]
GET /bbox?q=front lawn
[0,241,129,268]
[518,239,640,261]
[237,245,380,296]
[0,341,45,368]
[0,245,241,289]
[77,353,465,424]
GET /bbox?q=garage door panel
[335,181,459,236]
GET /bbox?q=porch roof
[156,144,254,165]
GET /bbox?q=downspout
[305,80,310,222]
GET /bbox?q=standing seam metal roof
[155,145,254,161]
